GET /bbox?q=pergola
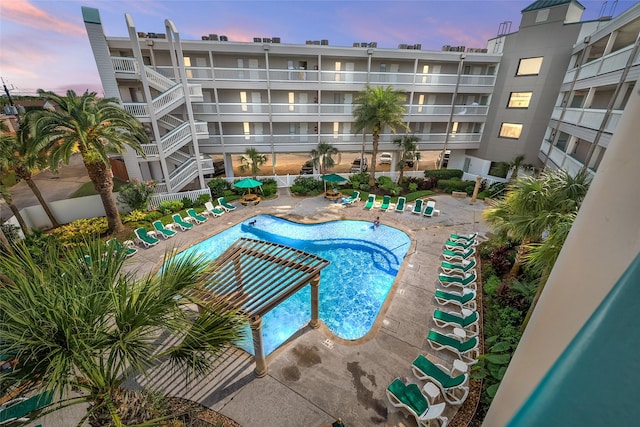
[202,237,330,377]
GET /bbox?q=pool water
[177,214,411,355]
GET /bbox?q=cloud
[1,0,86,37]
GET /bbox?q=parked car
[300,160,314,175]
[437,150,451,168]
[350,157,369,173]
[379,152,392,164]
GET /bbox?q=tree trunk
[509,240,529,277]
[22,174,60,228]
[368,131,379,188]
[85,160,124,234]
[0,187,31,235]
[398,160,405,184]
[0,226,12,253]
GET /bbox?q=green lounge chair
[449,232,478,243]
[153,220,177,239]
[363,194,376,210]
[217,197,236,212]
[380,195,391,211]
[441,259,476,275]
[442,247,476,262]
[411,199,424,214]
[435,288,477,310]
[205,201,225,217]
[186,208,207,224]
[106,239,138,257]
[438,272,477,289]
[134,227,159,248]
[395,196,406,212]
[344,191,360,204]
[423,200,438,217]
[433,308,479,334]
[444,239,476,251]
[386,378,448,427]
[172,214,193,231]
[427,330,479,365]
[0,390,54,424]
[412,354,470,405]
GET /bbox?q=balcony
[272,103,319,115]
[557,107,623,133]
[269,69,319,82]
[577,45,638,80]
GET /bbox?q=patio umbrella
[321,173,347,191]
[234,177,263,194]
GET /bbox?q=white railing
[213,68,268,81]
[168,150,191,163]
[414,74,458,85]
[319,71,369,84]
[188,84,203,99]
[195,121,209,136]
[269,69,319,82]
[318,104,353,114]
[158,114,184,130]
[271,103,319,114]
[551,107,562,120]
[185,67,212,80]
[563,68,577,84]
[112,57,137,74]
[605,111,623,133]
[122,103,149,117]
[463,172,506,186]
[369,73,416,85]
[144,66,176,91]
[562,108,582,125]
[152,85,185,116]
[579,109,605,129]
[160,122,192,155]
[217,103,270,115]
[192,103,218,114]
[407,105,452,115]
[599,46,634,74]
[140,144,160,158]
[460,75,496,86]
[149,188,211,209]
[169,159,198,190]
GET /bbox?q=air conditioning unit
[202,36,210,40]
[148,32,157,38]
[442,45,450,51]
[137,32,147,38]
[209,34,219,41]
[398,44,408,49]
[272,37,281,43]
[414,44,421,50]
[369,42,377,48]
[353,42,360,47]
[306,40,313,45]
[321,39,328,45]
[263,38,271,43]
[253,37,261,42]
[313,40,320,45]
[219,35,228,41]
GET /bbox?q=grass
[71,179,126,198]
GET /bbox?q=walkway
[120,190,489,427]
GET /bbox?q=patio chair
[423,200,440,217]
[364,194,376,210]
[412,355,470,405]
[442,247,476,262]
[395,196,406,212]
[152,220,177,239]
[449,233,478,243]
[435,288,477,310]
[427,330,479,365]
[0,390,54,424]
[186,208,208,224]
[217,197,236,212]
[438,272,477,290]
[134,227,159,248]
[441,259,476,276]
[172,214,193,231]
[411,199,424,214]
[444,239,476,251]
[204,201,225,217]
[345,191,360,204]
[380,195,391,211]
[433,308,479,335]
[386,378,448,427]
[106,239,138,257]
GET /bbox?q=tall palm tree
[0,116,60,227]
[239,147,267,177]
[393,134,420,183]
[353,85,409,188]
[29,90,147,234]
[310,142,339,174]
[0,238,246,425]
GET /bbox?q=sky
[0,0,636,97]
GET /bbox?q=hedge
[424,169,464,180]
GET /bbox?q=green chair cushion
[404,383,428,415]
[413,355,466,388]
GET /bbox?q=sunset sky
[0,0,635,97]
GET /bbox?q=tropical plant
[393,134,420,183]
[117,178,157,211]
[310,142,339,175]
[0,238,246,426]
[489,154,536,181]
[0,180,30,236]
[0,117,60,228]
[239,147,267,177]
[28,90,148,234]
[353,85,409,188]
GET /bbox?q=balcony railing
[578,44,637,80]
[192,103,218,114]
[145,66,176,91]
[369,72,416,85]
[216,103,270,114]
[112,57,137,74]
[557,107,623,134]
[272,103,319,114]
[212,68,269,81]
[122,103,148,118]
[153,85,185,116]
[269,69,319,82]
[319,71,369,84]
[169,159,198,191]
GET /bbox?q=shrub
[260,178,278,198]
[437,179,476,194]
[348,172,369,190]
[181,197,194,209]
[484,275,501,297]
[50,217,109,247]
[144,211,163,222]
[491,246,512,277]
[408,182,418,192]
[290,177,323,196]
[208,178,232,198]
[424,169,463,180]
[377,176,401,196]
[117,179,157,211]
[0,223,20,245]
[157,200,184,215]
[122,210,148,224]
[195,193,210,207]
[486,182,508,199]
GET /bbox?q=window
[184,57,192,78]
[508,92,533,108]
[333,122,339,138]
[417,94,425,113]
[536,9,549,22]
[334,61,341,82]
[516,57,543,76]
[499,123,523,139]
[243,122,250,140]
[240,91,248,112]
[288,92,295,112]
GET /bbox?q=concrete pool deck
[123,190,491,427]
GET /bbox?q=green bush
[377,176,402,196]
[260,178,278,198]
[157,200,184,215]
[50,217,109,247]
[208,178,232,198]
[117,179,157,210]
[290,176,323,196]
[195,193,210,207]
[484,275,501,297]
[181,197,194,209]
[122,210,148,224]
[408,182,418,192]
[424,169,463,180]
[144,211,163,222]
[348,172,369,190]
[437,178,476,194]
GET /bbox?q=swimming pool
[177,214,411,355]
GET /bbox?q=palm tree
[239,147,267,177]
[310,142,339,174]
[28,90,147,234]
[489,154,536,181]
[393,134,420,183]
[0,183,30,237]
[0,238,246,425]
[353,85,409,188]
[0,116,60,228]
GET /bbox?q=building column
[309,276,321,329]
[250,316,268,378]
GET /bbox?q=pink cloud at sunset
[2,0,86,37]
